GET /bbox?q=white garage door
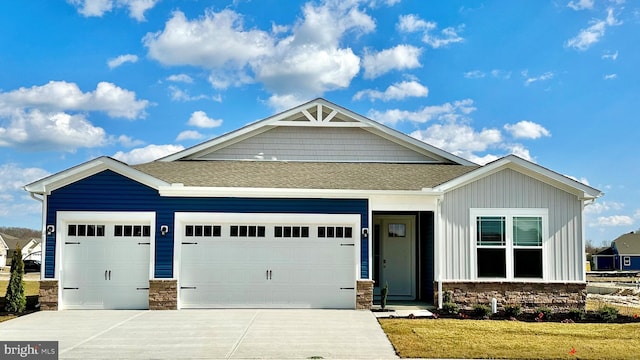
[178,213,358,309]
[61,221,151,310]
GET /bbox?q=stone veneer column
[38,280,58,311]
[356,280,374,309]
[149,280,178,310]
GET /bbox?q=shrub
[441,302,459,315]
[443,291,453,304]
[381,282,389,310]
[472,304,491,319]
[503,304,522,318]
[4,249,26,313]
[568,308,586,321]
[536,307,553,321]
[597,305,618,323]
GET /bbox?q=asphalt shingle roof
[613,232,640,255]
[132,161,479,191]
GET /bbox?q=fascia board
[434,155,602,199]
[24,157,169,195]
[159,185,441,198]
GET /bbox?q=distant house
[0,235,8,268]
[0,233,42,265]
[611,232,640,270]
[592,247,615,271]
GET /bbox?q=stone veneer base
[38,280,59,311]
[356,280,374,309]
[149,279,178,310]
[435,281,587,311]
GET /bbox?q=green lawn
[380,318,640,359]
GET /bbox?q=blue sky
[0,0,638,245]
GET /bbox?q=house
[609,232,640,270]
[0,233,40,266]
[592,247,615,271]
[24,98,602,311]
[0,235,8,268]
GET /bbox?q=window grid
[114,225,151,237]
[185,225,222,237]
[67,224,106,237]
[317,226,353,238]
[230,225,266,238]
[274,226,310,238]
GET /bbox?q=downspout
[28,191,45,281]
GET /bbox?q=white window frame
[623,256,631,267]
[471,208,548,281]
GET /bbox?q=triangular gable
[433,154,602,200]
[160,98,475,165]
[24,156,169,195]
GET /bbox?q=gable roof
[159,98,476,166]
[613,232,640,255]
[434,154,602,200]
[132,161,478,191]
[0,235,8,250]
[24,156,170,195]
[0,233,30,250]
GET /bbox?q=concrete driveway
[0,309,398,359]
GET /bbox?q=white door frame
[375,214,416,300]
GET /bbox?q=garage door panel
[179,216,358,309]
[61,221,151,310]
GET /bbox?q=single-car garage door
[60,215,152,310]
[177,213,359,309]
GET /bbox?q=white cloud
[566,8,622,51]
[592,215,634,227]
[362,45,422,79]
[253,1,374,99]
[353,80,428,101]
[602,50,619,60]
[176,130,204,141]
[585,201,625,215]
[69,0,159,21]
[464,70,485,79]
[398,14,464,48]
[603,73,617,80]
[187,111,223,128]
[0,163,50,194]
[266,94,309,112]
[504,120,551,139]
[491,69,512,79]
[522,71,554,86]
[169,86,215,102]
[567,0,594,11]
[107,54,138,69]
[167,74,194,83]
[116,134,144,147]
[0,109,107,151]
[145,2,375,103]
[367,99,476,125]
[144,10,274,69]
[0,81,149,119]
[411,123,503,164]
[113,144,185,165]
[397,14,435,33]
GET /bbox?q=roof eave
[24,156,170,195]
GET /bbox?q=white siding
[199,127,437,162]
[441,168,583,282]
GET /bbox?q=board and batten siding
[440,168,584,282]
[199,127,437,162]
[45,170,370,279]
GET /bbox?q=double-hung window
[472,209,546,280]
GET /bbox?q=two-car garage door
[177,213,359,309]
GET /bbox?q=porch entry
[373,212,434,303]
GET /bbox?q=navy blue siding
[46,170,369,279]
[594,256,614,271]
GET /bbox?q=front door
[379,215,415,300]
